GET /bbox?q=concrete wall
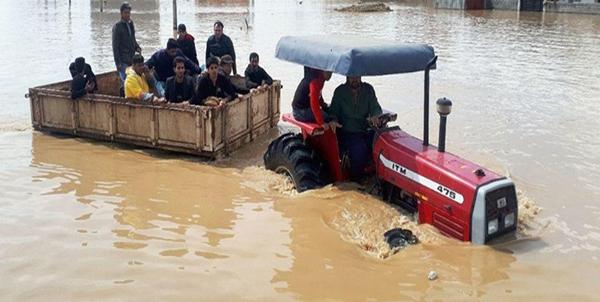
[544,2,600,14]
[485,0,520,10]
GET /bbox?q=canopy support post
[423,56,437,146]
[173,0,178,38]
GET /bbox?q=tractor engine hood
[373,129,518,244]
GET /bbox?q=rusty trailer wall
[28,72,281,159]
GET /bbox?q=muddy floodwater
[1,0,600,301]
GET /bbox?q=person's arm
[192,77,208,105]
[145,52,157,70]
[367,85,383,116]
[205,38,211,63]
[309,79,325,125]
[132,22,141,53]
[227,36,237,74]
[259,67,273,85]
[222,76,236,102]
[329,87,342,121]
[181,51,201,74]
[71,75,87,99]
[69,62,77,78]
[85,64,96,81]
[190,41,199,65]
[84,64,97,91]
[184,77,195,102]
[164,78,173,102]
[244,67,258,88]
[111,24,121,68]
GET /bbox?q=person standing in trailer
[177,24,199,65]
[112,2,141,93]
[205,21,237,75]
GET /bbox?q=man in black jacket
[112,2,141,84]
[69,57,97,93]
[146,39,201,97]
[193,56,236,106]
[177,24,199,65]
[205,21,237,75]
[165,57,195,104]
[244,52,273,89]
[70,57,96,99]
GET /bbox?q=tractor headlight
[488,218,498,235]
[504,212,515,228]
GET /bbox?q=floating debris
[335,2,392,13]
[383,228,419,249]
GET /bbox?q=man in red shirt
[291,67,340,131]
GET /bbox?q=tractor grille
[484,184,518,242]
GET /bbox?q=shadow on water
[29,131,240,248]
[24,129,297,301]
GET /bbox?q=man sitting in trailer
[146,38,201,97]
[218,55,249,95]
[124,54,164,102]
[244,52,273,89]
[165,56,195,104]
[69,57,97,99]
[329,76,382,180]
[192,56,236,106]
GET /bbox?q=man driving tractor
[266,35,519,244]
[329,76,383,180]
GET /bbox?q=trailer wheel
[264,133,329,192]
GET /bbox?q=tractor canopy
[275,35,436,76]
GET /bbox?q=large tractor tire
[263,133,329,192]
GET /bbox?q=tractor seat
[281,113,325,136]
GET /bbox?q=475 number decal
[379,154,464,204]
[437,185,457,200]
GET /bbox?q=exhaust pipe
[436,97,452,153]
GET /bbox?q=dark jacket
[205,34,237,74]
[192,74,236,105]
[111,20,140,66]
[244,65,273,89]
[292,68,325,111]
[71,74,87,99]
[165,75,195,103]
[69,62,97,92]
[177,34,199,65]
[219,69,249,95]
[146,49,201,82]
[292,77,311,111]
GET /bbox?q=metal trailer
[27,71,281,159]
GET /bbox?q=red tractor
[264,36,517,244]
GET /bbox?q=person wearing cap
[206,21,237,75]
[192,56,236,106]
[69,57,97,99]
[124,54,163,102]
[112,2,141,85]
[219,55,249,95]
[244,52,273,89]
[177,24,199,65]
[146,38,201,97]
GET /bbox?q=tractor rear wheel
[263,133,329,192]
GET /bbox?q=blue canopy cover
[275,36,436,76]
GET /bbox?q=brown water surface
[1,0,599,301]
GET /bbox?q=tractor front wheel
[263,133,329,192]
